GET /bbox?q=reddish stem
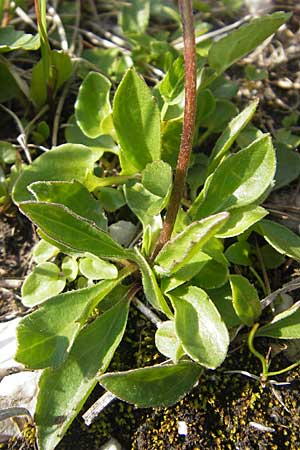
[151,0,197,260]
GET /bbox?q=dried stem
[151,0,197,259]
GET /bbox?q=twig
[47,5,68,51]
[82,392,116,426]
[132,297,162,327]
[261,277,300,310]
[52,76,73,147]
[0,407,32,422]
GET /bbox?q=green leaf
[120,0,150,34]
[75,72,111,139]
[216,206,268,239]
[65,115,118,154]
[16,277,125,369]
[229,275,261,326]
[100,362,201,407]
[35,297,130,450]
[19,202,130,260]
[142,161,172,198]
[191,259,229,289]
[208,100,259,174]
[21,262,66,307]
[155,321,184,362]
[124,181,165,222]
[160,251,211,293]
[260,244,285,269]
[158,56,184,105]
[256,220,300,261]
[95,187,125,212]
[79,256,118,280]
[169,286,229,369]
[61,256,78,282]
[257,301,300,339]
[33,239,60,264]
[113,69,161,174]
[12,144,102,203]
[225,241,251,266]
[0,26,40,52]
[0,141,17,164]
[201,99,238,133]
[274,143,300,191]
[208,12,291,73]
[209,283,241,328]
[31,50,72,107]
[133,247,173,318]
[155,212,229,276]
[29,180,107,230]
[191,135,276,219]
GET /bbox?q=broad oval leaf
[169,286,229,369]
[16,276,125,369]
[99,362,201,408]
[61,256,78,282]
[20,202,131,260]
[21,262,66,307]
[230,275,261,326]
[75,72,111,139]
[155,212,229,276]
[79,255,118,280]
[155,321,184,362]
[208,12,291,74]
[256,219,300,261]
[257,301,300,339]
[192,135,276,219]
[191,259,229,289]
[12,144,102,203]
[35,297,130,450]
[225,241,251,266]
[113,68,161,174]
[33,239,60,264]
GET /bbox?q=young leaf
[79,256,118,280]
[209,283,241,328]
[21,262,66,307]
[256,220,300,261]
[75,72,111,139]
[133,247,172,318]
[16,276,125,369]
[120,0,150,34]
[257,301,300,339]
[12,144,102,203]
[99,362,201,408]
[113,69,161,174]
[158,56,185,105]
[35,297,130,450]
[229,275,261,326]
[216,205,267,239]
[169,286,229,369]
[29,180,107,230]
[208,12,291,74]
[61,256,78,282]
[141,160,172,198]
[191,135,276,219]
[207,99,259,174]
[155,321,184,362]
[33,239,60,264]
[155,212,229,276]
[20,202,131,260]
[0,26,40,52]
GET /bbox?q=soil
[1,1,300,450]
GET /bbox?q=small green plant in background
[6,2,300,450]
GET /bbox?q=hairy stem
[151,0,197,260]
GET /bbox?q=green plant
[11,4,300,450]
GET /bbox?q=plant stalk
[151,0,197,260]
